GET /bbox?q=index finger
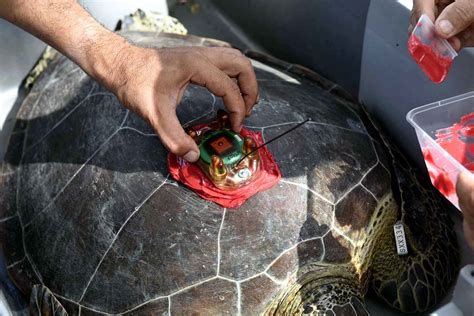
[410,0,437,30]
[457,172,474,213]
[190,59,247,132]
[198,47,259,116]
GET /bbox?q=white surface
[0,88,19,131]
[0,20,46,159]
[397,0,413,10]
[0,291,13,316]
[80,0,168,30]
[433,303,463,316]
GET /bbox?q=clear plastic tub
[407,92,474,210]
[408,14,457,83]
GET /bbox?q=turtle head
[265,265,370,315]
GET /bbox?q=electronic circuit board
[186,110,260,189]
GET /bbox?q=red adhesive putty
[168,127,281,208]
[423,112,474,198]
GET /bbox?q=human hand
[102,44,258,162]
[410,0,474,51]
[456,172,474,250]
[0,0,258,163]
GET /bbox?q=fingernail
[183,150,199,162]
[438,20,454,35]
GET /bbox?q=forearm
[0,0,130,86]
[0,1,259,161]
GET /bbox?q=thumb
[153,104,200,162]
[458,172,474,251]
[457,172,474,214]
[435,0,474,38]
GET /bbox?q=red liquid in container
[408,34,453,84]
[423,113,474,201]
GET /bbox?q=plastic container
[407,92,474,210]
[408,14,457,83]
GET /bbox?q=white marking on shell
[216,208,227,276]
[78,176,170,302]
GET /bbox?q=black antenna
[234,118,311,167]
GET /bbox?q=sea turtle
[0,31,459,315]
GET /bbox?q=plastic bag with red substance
[168,127,281,208]
[408,15,457,84]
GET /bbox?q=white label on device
[393,221,408,256]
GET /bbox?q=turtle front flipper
[30,284,68,316]
[358,106,460,313]
[369,156,460,313]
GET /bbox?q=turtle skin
[0,32,459,315]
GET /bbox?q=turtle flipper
[29,284,68,316]
[369,163,459,313]
[357,105,460,312]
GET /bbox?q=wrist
[1,0,135,93]
[81,31,133,91]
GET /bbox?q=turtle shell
[0,32,395,314]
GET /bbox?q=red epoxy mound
[168,127,281,208]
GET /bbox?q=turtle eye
[210,155,227,180]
